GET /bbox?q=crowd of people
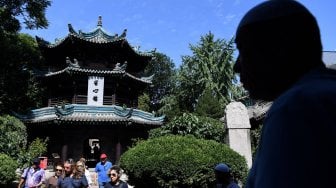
[17,156,237,188]
[17,154,128,188]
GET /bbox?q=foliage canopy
[149,113,225,143]
[144,52,176,112]
[159,32,244,119]
[0,0,51,33]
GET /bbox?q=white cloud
[223,14,236,24]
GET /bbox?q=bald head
[234,0,323,101]
[237,0,315,30]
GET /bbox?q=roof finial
[97,15,102,27]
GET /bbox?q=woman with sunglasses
[104,165,128,188]
[46,164,63,188]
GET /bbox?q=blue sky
[21,0,336,67]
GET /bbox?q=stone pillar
[61,144,68,162]
[225,102,252,168]
[115,142,121,163]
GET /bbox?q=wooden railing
[48,95,137,108]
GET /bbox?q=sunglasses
[108,173,118,177]
[56,169,63,172]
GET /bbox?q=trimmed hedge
[120,135,248,187]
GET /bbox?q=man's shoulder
[96,162,102,166]
[272,70,336,111]
[119,181,129,188]
[228,182,240,188]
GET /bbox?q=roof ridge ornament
[120,29,127,38]
[68,24,77,34]
[113,61,127,71]
[97,15,102,27]
[66,57,80,68]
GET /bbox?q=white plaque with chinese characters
[87,76,104,106]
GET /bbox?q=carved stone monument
[225,102,252,168]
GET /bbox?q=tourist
[71,160,89,188]
[17,158,45,188]
[234,0,336,187]
[214,163,239,188]
[57,159,75,187]
[79,158,93,187]
[104,165,128,188]
[95,153,113,188]
[45,164,63,188]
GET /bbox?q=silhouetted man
[234,0,336,187]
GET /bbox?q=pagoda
[16,16,164,166]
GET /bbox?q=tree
[0,0,50,114]
[0,33,44,114]
[149,113,225,143]
[195,88,223,119]
[172,32,239,113]
[0,115,27,158]
[144,52,176,111]
[137,93,150,112]
[157,95,181,120]
[0,0,51,33]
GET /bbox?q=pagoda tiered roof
[36,16,154,57]
[40,57,153,84]
[35,16,154,73]
[15,104,164,126]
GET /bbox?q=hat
[100,153,107,159]
[214,163,230,173]
[32,158,40,164]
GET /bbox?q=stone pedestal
[225,102,252,168]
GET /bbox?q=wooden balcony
[48,95,138,108]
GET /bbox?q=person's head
[100,153,107,163]
[214,163,231,184]
[79,157,86,164]
[76,161,85,172]
[64,159,74,175]
[54,164,64,177]
[32,158,40,169]
[73,160,85,179]
[234,0,323,101]
[108,165,122,184]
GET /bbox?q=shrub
[120,135,248,187]
[18,137,49,168]
[0,115,27,159]
[149,113,226,143]
[0,153,19,186]
[0,115,48,169]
